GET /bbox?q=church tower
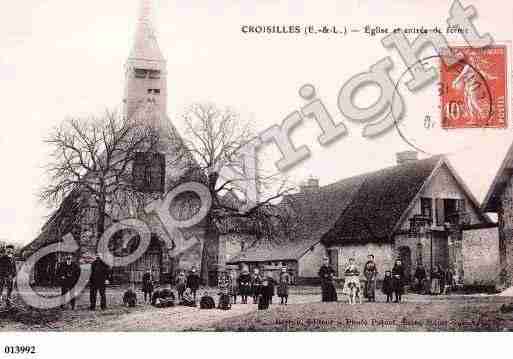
[124,0,167,119]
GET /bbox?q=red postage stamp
[440,45,508,129]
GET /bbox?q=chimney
[396,151,418,165]
[300,177,320,193]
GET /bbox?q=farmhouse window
[420,197,433,222]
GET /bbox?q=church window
[132,152,166,193]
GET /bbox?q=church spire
[129,0,165,64]
[124,0,167,120]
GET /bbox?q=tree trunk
[200,213,220,286]
[96,198,106,239]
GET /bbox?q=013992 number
[4,346,36,355]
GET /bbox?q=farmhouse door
[328,249,339,276]
[398,246,412,283]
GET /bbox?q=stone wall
[462,227,499,286]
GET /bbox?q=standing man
[318,256,337,302]
[186,266,200,302]
[89,255,110,310]
[0,245,17,306]
[56,254,80,310]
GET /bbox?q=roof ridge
[318,154,444,192]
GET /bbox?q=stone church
[22,0,218,285]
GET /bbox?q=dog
[347,282,362,305]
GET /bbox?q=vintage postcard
[1,0,513,355]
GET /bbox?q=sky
[1,0,512,246]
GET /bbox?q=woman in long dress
[392,259,405,303]
[363,255,378,302]
[277,267,290,305]
[342,258,360,297]
[318,257,338,302]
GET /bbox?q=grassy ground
[1,286,512,331]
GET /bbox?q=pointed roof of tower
[129,0,165,66]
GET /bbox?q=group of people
[54,252,293,311]
[3,246,461,311]
[221,266,291,310]
[134,265,291,311]
[318,255,407,304]
[413,263,458,295]
[140,267,201,308]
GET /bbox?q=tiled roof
[322,155,443,245]
[227,171,366,263]
[228,155,446,262]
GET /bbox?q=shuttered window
[132,152,165,193]
[456,199,466,212]
[420,197,433,222]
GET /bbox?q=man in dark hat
[56,254,80,310]
[186,266,200,302]
[0,245,16,306]
[89,255,111,310]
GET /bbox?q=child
[123,287,137,307]
[218,271,232,310]
[258,278,273,310]
[151,284,176,308]
[180,287,196,307]
[277,267,290,305]
[141,270,154,304]
[199,291,215,309]
[382,270,394,303]
[176,271,187,300]
[238,267,252,304]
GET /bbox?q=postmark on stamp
[440,45,508,129]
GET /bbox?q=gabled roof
[322,156,443,245]
[482,141,513,212]
[227,169,366,263]
[229,154,489,263]
[322,155,491,245]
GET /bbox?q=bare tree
[181,103,296,283]
[40,110,161,239]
